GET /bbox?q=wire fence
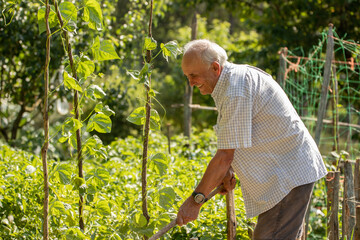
[280,27,360,159]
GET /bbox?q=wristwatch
[192,191,208,204]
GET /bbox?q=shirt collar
[211,61,231,101]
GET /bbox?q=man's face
[182,52,221,95]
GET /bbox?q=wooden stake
[277,47,288,88]
[184,10,197,138]
[355,159,360,240]
[314,23,334,146]
[355,159,360,204]
[355,205,360,240]
[331,62,339,152]
[41,1,51,238]
[326,171,340,240]
[343,161,356,239]
[226,189,236,240]
[54,1,84,230]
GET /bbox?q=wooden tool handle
[149,185,224,240]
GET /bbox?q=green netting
[283,28,360,159]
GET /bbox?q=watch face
[194,193,205,203]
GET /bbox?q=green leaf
[126,69,140,80]
[127,107,160,129]
[77,57,95,79]
[144,37,157,51]
[94,103,115,116]
[65,214,76,227]
[161,41,181,62]
[73,177,85,189]
[51,201,66,215]
[133,212,147,228]
[86,113,112,133]
[69,133,78,149]
[85,85,106,100]
[150,153,168,176]
[150,109,161,130]
[59,1,77,32]
[139,63,152,85]
[66,227,87,240]
[126,107,145,126]
[83,0,103,30]
[83,135,108,159]
[91,36,120,61]
[59,136,68,143]
[55,164,72,185]
[159,187,175,210]
[96,200,111,216]
[62,117,83,134]
[94,169,110,184]
[37,6,58,34]
[63,71,83,92]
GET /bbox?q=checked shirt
[211,62,327,218]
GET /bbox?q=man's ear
[211,61,221,76]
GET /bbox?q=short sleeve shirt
[211,62,327,218]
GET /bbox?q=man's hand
[219,167,236,195]
[176,196,201,226]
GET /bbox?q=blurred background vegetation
[1,0,360,159]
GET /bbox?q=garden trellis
[278,24,360,159]
[278,24,360,239]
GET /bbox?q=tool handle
[149,185,224,240]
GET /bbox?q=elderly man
[176,39,327,239]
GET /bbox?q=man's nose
[188,78,196,87]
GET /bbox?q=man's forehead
[182,52,202,67]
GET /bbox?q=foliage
[0,1,63,144]
[0,129,257,239]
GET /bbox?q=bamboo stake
[149,185,224,240]
[41,1,51,238]
[315,23,334,146]
[326,171,340,240]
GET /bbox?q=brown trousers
[253,182,315,240]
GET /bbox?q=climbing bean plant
[37,0,119,234]
[126,3,181,234]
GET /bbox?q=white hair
[183,39,228,67]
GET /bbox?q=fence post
[355,159,360,240]
[226,189,236,240]
[355,205,360,240]
[326,171,340,240]
[314,23,334,145]
[277,47,287,88]
[343,161,356,239]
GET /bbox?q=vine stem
[41,1,51,239]
[142,0,154,236]
[54,0,84,231]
